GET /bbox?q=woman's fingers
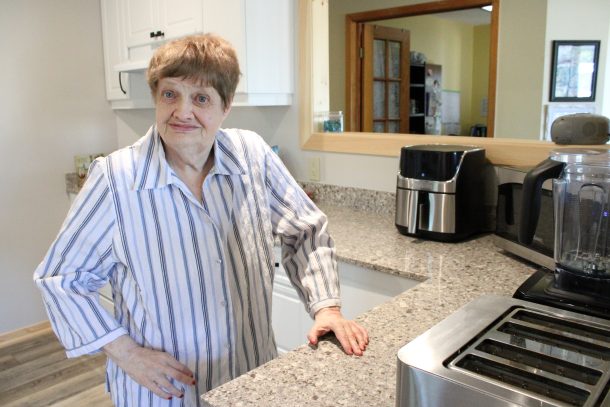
[154,372,185,399]
[353,322,369,349]
[310,308,369,356]
[161,353,196,386]
[336,322,366,356]
[164,354,195,378]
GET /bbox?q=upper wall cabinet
[100,0,294,109]
[123,0,203,48]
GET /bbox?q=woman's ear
[222,103,233,119]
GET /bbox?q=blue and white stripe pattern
[34,127,340,407]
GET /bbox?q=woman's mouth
[168,122,200,132]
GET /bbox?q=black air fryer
[395,144,487,242]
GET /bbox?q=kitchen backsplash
[300,182,395,216]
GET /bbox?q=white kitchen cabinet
[100,0,293,109]
[123,0,202,48]
[233,0,294,106]
[272,263,310,354]
[100,0,155,108]
[271,247,419,353]
[100,0,129,101]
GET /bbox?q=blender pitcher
[520,149,610,298]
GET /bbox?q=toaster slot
[498,322,610,361]
[511,310,610,342]
[455,353,590,406]
[475,339,601,385]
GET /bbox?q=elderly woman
[33,33,368,406]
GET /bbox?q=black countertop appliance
[395,144,487,242]
[514,148,610,320]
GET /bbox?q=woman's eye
[196,95,209,104]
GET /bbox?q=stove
[396,295,610,407]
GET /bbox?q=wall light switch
[308,157,321,181]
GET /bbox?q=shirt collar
[213,129,247,176]
[132,126,245,191]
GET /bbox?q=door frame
[345,0,499,136]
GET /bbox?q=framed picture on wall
[550,40,600,102]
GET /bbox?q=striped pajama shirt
[33,126,340,407]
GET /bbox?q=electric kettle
[519,149,610,298]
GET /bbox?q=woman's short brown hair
[147,34,241,109]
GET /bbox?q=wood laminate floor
[0,322,113,406]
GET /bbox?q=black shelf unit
[409,64,426,134]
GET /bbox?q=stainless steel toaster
[396,295,610,407]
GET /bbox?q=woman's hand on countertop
[307,306,369,356]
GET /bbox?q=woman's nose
[172,98,193,119]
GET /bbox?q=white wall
[0,0,117,333]
[543,0,610,120]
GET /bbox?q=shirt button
[220,300,227,307]
[216,259,222,264]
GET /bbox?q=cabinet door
[158,0,203,41]
[271,247,310,353]
[272,270,309,354]
[202,0,247,94]
[101,0,129,100]
[123,0,158,48]
[244,0,293,94]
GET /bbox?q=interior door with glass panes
[361,24,410,133]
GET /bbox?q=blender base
[514,268,610,320]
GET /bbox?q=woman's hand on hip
[103,335,195,400]
[307,306,369,356]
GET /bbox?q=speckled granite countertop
[201,203,538,407]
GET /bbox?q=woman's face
[155,76,230,151]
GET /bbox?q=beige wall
[0,0,118,333]
[494,0,547,139]
[470,25,491,128]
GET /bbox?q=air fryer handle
[518,158,565,245]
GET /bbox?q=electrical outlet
[308,157,321,181]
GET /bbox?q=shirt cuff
[309,298,342,318]
[65,327,129,358]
